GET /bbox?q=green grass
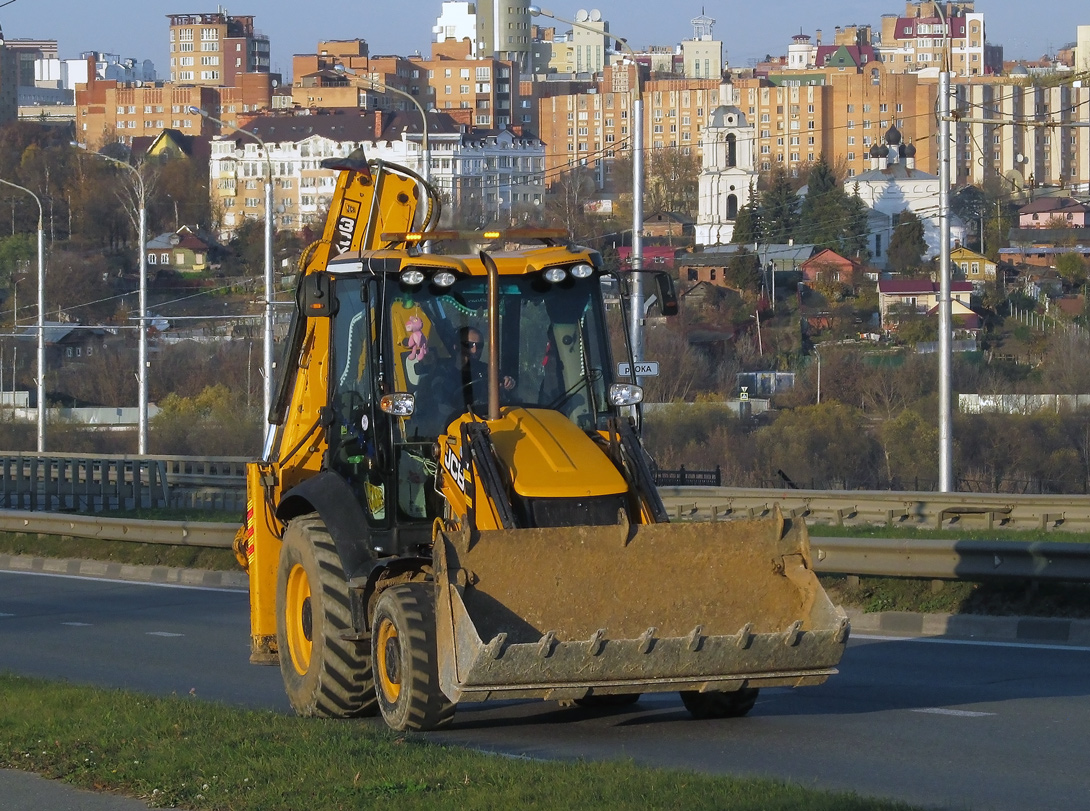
[0,531,239,571]
[0,674,920,811]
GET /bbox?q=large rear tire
[276,514,377,718]
[372,583,455,732]
[680,687,759,719]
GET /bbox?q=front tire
[680,687,759,719]
[276,514,377,717]
[371,584,455,731]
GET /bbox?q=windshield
[381,272,616,440]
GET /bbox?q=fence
[0,453,248,514]
[652,465,722,487]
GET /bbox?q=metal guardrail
[658,486,1090,533]
[2,503,1089,585]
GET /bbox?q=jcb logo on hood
[443,445,466,493]
[335,214,356,253]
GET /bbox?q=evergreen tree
[759,164,799,244]
[843,185,872,260]
[887,209,928,273]
[799,156,847,251]
[730,182,760,243]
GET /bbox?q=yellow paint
[284,562,313,675]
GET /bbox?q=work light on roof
[432,271,457,287]
[543,267,567,283]
[400,269,425,285]
[570,263,594,278]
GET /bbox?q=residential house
[642,212,694,240]
[1000,232,1090,268]
[616,245,682,270]
[876,279,977,331]
[1017,197,1090,229]
[950,245,996,290]
[144,226,210,273]
[799,248,862,287]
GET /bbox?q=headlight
[400,269,425,285]
[433,271,457,287]
[543,267,567,283]
[609,383,644,406]
[570,263,594,278]
[380,393,416,416]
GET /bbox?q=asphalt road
[2,570,1089,811]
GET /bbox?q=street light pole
[0,178,45,452]
[936,5,954,492]
[191,107,275,430]
[528,6,645,368]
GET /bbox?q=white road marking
[0,613,14,617]
[0,569,246,593]
[851,633,1090,654]
[911,707,995,718]
[146,631,184,637]
[61,622,92,627]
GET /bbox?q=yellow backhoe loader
[239,151,849,731]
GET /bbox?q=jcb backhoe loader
[240,151,849,731]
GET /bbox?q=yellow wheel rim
[285,563,313,675]
[376,617,401,703]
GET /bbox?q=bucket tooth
[783,620,803,647]
[736,622,753,649]
[537,630,557,658]
[586,628,607,656]
[637,627,657,654]
[686,625,705,652]
[484,633,507,660]
[834,616,851,643]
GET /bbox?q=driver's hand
[502,375,516,390]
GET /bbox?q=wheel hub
[300,596,312,642]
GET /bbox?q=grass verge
[0,532,238,571]
[0,674,919,811]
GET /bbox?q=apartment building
[877,2,995,76]
[167,12,270,86]
[208,110,545,235]
[75,68,273,148]
[536,64,720,185]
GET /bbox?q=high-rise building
[167,12,270,86]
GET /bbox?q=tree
[730,183,760,244]
[1056,253,1088,287]
[758,164,799,244]
[887,209,927,273]
[843,186,871,260]
[798,156,845,250]
[725,247,761,292]
[644,147,700,218]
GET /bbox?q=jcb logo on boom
[335,214,356,253]
[443,446,467,493]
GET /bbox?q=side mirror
[655,272,679,316]
[299,272,337,317]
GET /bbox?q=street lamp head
[527,5,547,17]
[189,106,205,116]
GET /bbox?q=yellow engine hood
[483,408,627,499]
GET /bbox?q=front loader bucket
[433,507,849,704]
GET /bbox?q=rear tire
[372,583,455,732]
[680,688,759,719]
[276,514,377,718]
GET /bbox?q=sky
[3,0,1087,80]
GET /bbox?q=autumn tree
[758,164,800,243]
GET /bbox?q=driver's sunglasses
[461,340,483,349]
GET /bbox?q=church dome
[708,105,748,128]
[904,141,917,158]
[884,124,902,146]
[869,142,885,158]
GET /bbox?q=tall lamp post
[191,106,275,430]
[528,6,645,369]
[77,150,148,455]
[0,179,45,452]
[360,79,430,186]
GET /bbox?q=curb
[845,607,1090,647]
[0,554,249,590]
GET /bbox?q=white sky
[4,0,1086,81]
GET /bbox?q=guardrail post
[29,456,38,512]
